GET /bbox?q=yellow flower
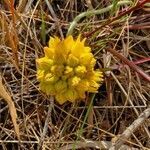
[68,76,81,87]
[36,35,103,104]
[75,65,87,77]
[55,80,67,93]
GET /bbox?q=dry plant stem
[112,57,150,70]
[55,103,148,149]
[85,0,150,38]
[133,57,150,65]
[17,0,28,13]
[53,104,116,138]
[107,48,150,82]
[38,96,54,149]
[127,24,150,30]
[0,140,140,149]
[59,140,139,150]
[3,0,16,23]
[0,75,20,140]
[109,107,150,150]
[67,1,132,36]
[85,0,94,9]
[111,72,150,142]
[45,0,64,39]
[0,11,19,67]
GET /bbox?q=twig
[109,106,150,150]
[38,96,54,149]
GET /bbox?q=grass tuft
[0,0,150,149]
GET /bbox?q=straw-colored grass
[0,0,150,149]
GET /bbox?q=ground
[0,0,150,150]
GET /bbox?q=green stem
[73,94,95,150]
[67,1,132,36]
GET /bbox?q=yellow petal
[76,80,89,91]
[88,80,99,92]
[71,35,90,57]
[55,41,69,55]
[71,42,84,57]
[49,36,60,49]
[39,82,56,95]
[64,35,75,51]
[92,71,103,82]
[64,66,74,77]
[68,76,81,87]
[37,70,45,81]
[76,34,87,46]
[44,74,59,83]
[55,80,67,92]
[51,65,64,77]
[89,58,96,67]
[49,37,67,64]
[46,85,56,95]
[36,57,53,70]
[75,65,86,77]
[44,73,52,81]
[55,93,67,104]
[67,54,79,67]
[44,47,54,58]
[86,71,103,82]
[53,53,66,64]
[79,53,93,66]
[64,89,78,102]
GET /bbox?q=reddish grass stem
[107,48,150,82]
[134,57,150,65]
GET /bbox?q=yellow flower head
[36,35,103,104]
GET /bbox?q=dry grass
[0,0,150,150]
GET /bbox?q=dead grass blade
[0,75,20,140]
[17,0,28,13]
[59,140,139,150]
[109,106,150,150]
[9,0,16,23]
[0,12,19,67]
